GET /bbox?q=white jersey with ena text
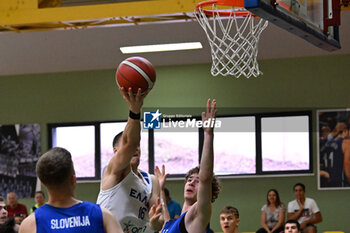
[97,170,153,233]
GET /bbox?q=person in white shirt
[287,183,322,233]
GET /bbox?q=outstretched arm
[102,88,148,190]
[186,99,216,233]
[155,165,171,223]
[148,174,164,232]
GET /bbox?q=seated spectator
[219,206,240,233]
[6,193,28,218]
[284,219,301,233]
[164,188,182,219]
[256,189,285,233]
[287,183,322,233]
[29,191,45,213]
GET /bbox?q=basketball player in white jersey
[97,87,163,233]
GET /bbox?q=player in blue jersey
[19,147,123,233]
[157,99,221,233]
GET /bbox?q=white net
[195,4,268,78]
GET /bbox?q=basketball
[115,56,156,94]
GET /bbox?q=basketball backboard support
[244,0,343,51]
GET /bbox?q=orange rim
[196,0,251,17]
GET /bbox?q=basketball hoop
[195,0,268,78]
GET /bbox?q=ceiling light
[120,42,203,54]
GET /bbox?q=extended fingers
[206,98,211,114]
[119,87,135,100]
[161,165,169,178]
[155,199,162,214]
[154,166,160,176]
[211,99,217,118]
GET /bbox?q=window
[51,125,96,178]
[47,111,312,181]
[261,116,310,172]
[214,117,256,175]
[154,128,199,176]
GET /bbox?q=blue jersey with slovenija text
[35,201,105,233]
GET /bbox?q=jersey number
[138,207,147,220]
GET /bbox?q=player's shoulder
[19,213,36,233]
[139,169,153,185]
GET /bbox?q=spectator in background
[284,219,301,233]
[0,196,19,233]
[6,193,27,218]
[288,183,322,233]
[29,191,45,213]
[164,188,182,219]
[0,197,8,225]
[219,206,240,233]
[13,213,24,225]
[256,189,285,233]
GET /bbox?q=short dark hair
[36,147,75,187]
[35,191,45,198]
[113,131,123,147]
[285,219,300,231]
[185,166,221,203]
[293,183,305,191]
[220,206,239,218]
[0,196,4,202]
[267,189,282,207]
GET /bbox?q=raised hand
[148,198,163,231]
[201,99,217,133]
[155,165,169,191]
[119,87,149,114]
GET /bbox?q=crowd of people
[0,88,324,233]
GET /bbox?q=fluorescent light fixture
[120,42,203,54]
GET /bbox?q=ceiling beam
[0,0,201,26]
[0,0,348,33]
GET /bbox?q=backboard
[244,0,341,51]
